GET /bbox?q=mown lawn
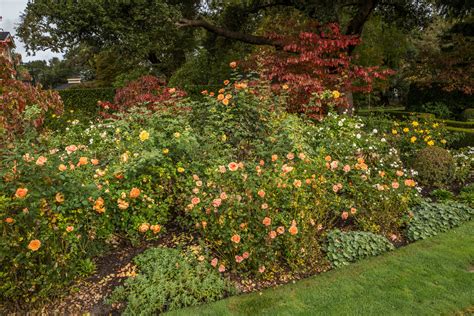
[170,221,474,316]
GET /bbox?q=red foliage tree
[0,52,63,140]
[257,23,394,119]
[98,75,187,118]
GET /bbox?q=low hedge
[446,127,474,147]
[59,88,115,116]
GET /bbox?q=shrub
[405,201,474,241]
[98,76,187,118]
[420,102,452,119]
[411,146,455,188]
[461,108,474,121]
[430,189,455,201]
[0,56,63,140]
[106,247,234,315]
[324,230,394,267]
[459,184,474,207]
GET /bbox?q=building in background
[0,31,15,63]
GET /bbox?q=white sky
[0,0,63,62]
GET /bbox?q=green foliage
[411,146,455,188]
[459,184,474,207]
[420,102,452,119]
[405,201,474,241]
[106,247,234,315]
[430,189,455,201]
[461,108,474,121]
[324,230,394,268]
[406,84,473,118]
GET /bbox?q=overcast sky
[1,0,63,62]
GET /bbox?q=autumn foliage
[0,53,63,140]
[258,23,394,118]
[98,75,187,118]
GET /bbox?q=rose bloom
[332,185,340,193]
[211,258,218,267]
[139,130,150,141]
[78,157,88,166]
[277,226,285,234]
[220,192,228,200]
[341,211,349,220]
[192,188,199,194]
[65,145,78,154]
[201,221,207,229]
[330,160,339,170]
[235,255,244,263]
[396,170,404,177]
[350,207,357,214]
[261,203,268,209]
[150,224,161,234]
[325,155,332,162]
[139,223,150,233]
[130,188,141,198]
[298,153,306,160]
[218,165,226,173]
[55,192,65,203]
[306,179,311,184]
[259,265,266,273]
[293,179,302,188]
[287,152,295,160]
[91,158,99,165]
[231,234,241,243]
[195,180,203,187]
[262,217,272,226]
[390,234,398,241]
[36,156,47,166]
[192,174,200,181]
[15,188,28,199]
[191,197,200,205]
[5,217,14,224]
[392,182,400,189]
[271,154,278,162]
[229,61,237,68]
[218,264,226,272]
[258,190,265,198]
[27,239,41,251]
[259,160,265,166]
[289,225,298,235]
[66,226,74,232]
[343,165,351,173]
[117,199,129,210]
[93,197,105,213]
[269,230,277,239]
[58,164,67,171]
[212,198,222,207]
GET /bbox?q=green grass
[169,221,474,316]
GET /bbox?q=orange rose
[150,224,161,234]
[222,98,229,105]
[66,226,74,232]
[325,155,332,162]
[93,197,105,213]
[229,61,237,68]
[231,234,241,243]
[58,164,68,171]
[228,162,238,171]
[27,239,41,251]
[130,187,141,199]
[277,226,285,234]
[91,159,99,165]
[5,217,14,224]
[223,80,230,85]
[289,225,298,235]
[269,230,277,239]
[217,94,225,101]
[78,157,88,166]
[15,188,28,199]
[36,156,47,166]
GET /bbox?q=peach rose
[229,61,237,68]
[269,230,277,239]
[289,225,298,235]
[219,165,226,173]
[91,158,99,165]
[78,157,88,166]
[212,198,222,207]
[242,252,249,259]
[191,197,200,205]
[293,179,302,188]
[66,226,74,232]
[262,217,271,226]
[392,182,400,189]
[258,190,265,198]
[218,264,226,272]
[36,156,47,166]
[5,217,14,224]
[277,226,285,234]
[287,152,295,160]
[341,211,349,220]
[150,224,161,234]
[343,165,351,172]
[58,164,68,171]
[138,223,150,233]
[211,258,218,267]
[55,192,65,203]
[235,255,244,263]
[325,155,332,162]
[231,234,241,243]
[259,265,266,273]
[271,154,278,162]
[15,188,28,199]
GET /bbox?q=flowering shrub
[98,75,186,118]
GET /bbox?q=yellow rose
[403,128,409,133]
[427,140,434,146]
[163,148,169,154]
[177,167,185,173]
[332,90,341,99]
[410,136,417,143]
[412,121,419,127]
[139,130,150,141]
[392,129,398,135]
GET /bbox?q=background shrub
[461,108,474,121]
[405,201,474,241]
[106,247,234,315]
[324,230,394,268]
[420,102,452,119]
[411,146,455,188]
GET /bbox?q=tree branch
[176,18,284,49]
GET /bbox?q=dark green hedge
[406,84,474,118]
[59,88,115,116]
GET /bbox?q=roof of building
[0,31,11,41]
